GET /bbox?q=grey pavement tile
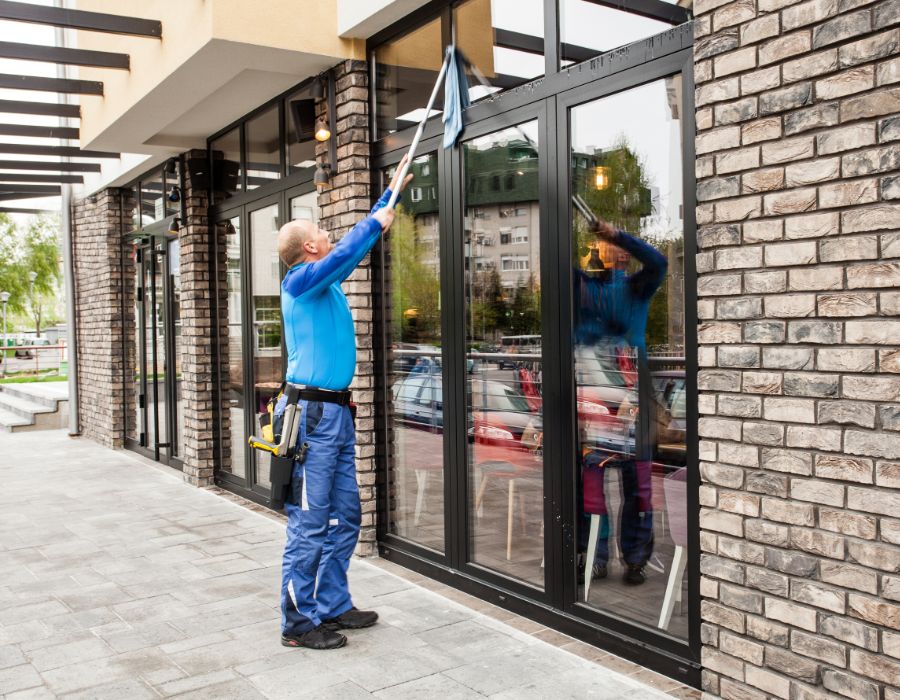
[247,657,350,700]
[0,663,43,694]
[59,678,159,699]
[415,620,526,659]
[56,583,132,612]
[232,649,317,679]
[166,637,280,676]
[324,645,466,692]
[373,672,485,699]
[0,643,27,670]
[154,668,239,697]
[169,677,268,699]
[94,620,187,654]
[293,680,374,699]
[25,636,117,672]
[0,620,50,647]
[489,666,668,700]
[158,631,233,656]
[444,649,560,696]
[0,599,68,626]
[40,648,184,695]
[43,606,125,635]
[5,688,58,699]
[112,593,196,625]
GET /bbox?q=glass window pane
[211,127,242,203]
[383,153,444,552]
[246,106,281,190]
[464,122,543,588]
[217,216,246,479]
[140,170,164,226]
[560,0,675,66]
[250,204,283,488]
[570,76,687,638]
[289,190,319,224]
[454,0,545,99]
[169,240,184,457]
[285,84,318,176]
[374,14,444,137]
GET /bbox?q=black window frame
[370,3,698,687]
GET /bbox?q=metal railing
[0,343,68,380]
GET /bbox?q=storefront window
[569,75,686,637]
[454,0,545,99]
[216,216,246,479]
[211,126,242,202]
[249,203,282,488]
[246,105,281,189]
[374,14,444,137]
[383,153,444,552]
[285,84,318,176]
[464,121,543,587]
[560,0,675,66]
[139,169,165,226]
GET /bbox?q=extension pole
[386,50,451,210]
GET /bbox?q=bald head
[278,219,321,267]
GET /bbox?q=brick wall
[317,59,379,556]
[72,188,130,448]
[693,0,899,698]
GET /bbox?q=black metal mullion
[240,205,256,488]
[0,99,79,118]
[680,55,702,665]
[544,0,560,77]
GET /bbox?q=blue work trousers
[280,399,360,635]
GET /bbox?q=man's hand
[388,153,415,195]
[373,206,395,232]
[589,219,618,243]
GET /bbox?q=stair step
[0,406,32,432]
[0,392,56,420]
[0,382,68,409]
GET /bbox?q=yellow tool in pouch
[248,384,302,457]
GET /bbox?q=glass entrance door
[131,235,182,466]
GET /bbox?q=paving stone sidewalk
[0,430,696,699]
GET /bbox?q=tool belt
[247,383,353,509]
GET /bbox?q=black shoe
[624,564,646,585]
[593,563,608,580]
[322,607,378,631]
[281,625,347,650]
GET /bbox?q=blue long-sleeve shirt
[573,230,668,353]
[281,189,393,390]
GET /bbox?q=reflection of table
[473,443,542,561]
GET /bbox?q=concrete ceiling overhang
[80,38,342,155]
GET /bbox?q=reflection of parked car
[499,335,541,369]
[391,374,540,450]
[392,343,441,377]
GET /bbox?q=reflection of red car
[469,379,541,451]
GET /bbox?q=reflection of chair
[658,467,687,630]
[474,454,540,561]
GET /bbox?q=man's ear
[303,238,317,256]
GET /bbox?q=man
[276,156,412,650]
[574,218,667,587]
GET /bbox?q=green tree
[508,275,541,335]
[389,207,440,343]
[0,213,62,333]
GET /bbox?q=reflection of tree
[508,274,541,335]
[470,264,506,344]
[391,207,441,343]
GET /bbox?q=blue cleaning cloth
[442,45,470,149]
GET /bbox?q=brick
[759,32,811,65]
[784,371,838,396]
[850,649,900,686]
[764,242,816,267]
[784,101,840,134]
[791,629,847,666]
[848,484,900,517]
[821,561,878,594]
[699,176,741,200]
[791,478,844,506]
[763,347,814,369]
[743,116,783,144]
[745,269,787,293]
[760,83,813,115]
[821,614,880,651]
[841,85,900,122]
[873,0,900,28]
[851,263,900,291]
[761,497,814,525]
[703,599,747,633]
[701,507,745,536]
[842,144,900,176]
[698,125,742,154]
[766,598,818,631]
[843,29,899,70]
[843,375,900,401]
[846,428,900,458]
[877,54,900,85]
[696,27,741,61]
[720,441,761,467]
[789,267,846,295]
[822,669,879,700]
[783,49,838,82]
[745,665,790,699]
[717,146,762,173]
[821,508,877,540]
[784,211,838,239]
[822,235,879,263]
[846,320,900,344]
[817,401,877,428]
[817,123,877,154]
[848,593,900,628]
[876,460,900,487]
[716,196,763,220]
[813,9,872,48]
[703,553,747,582]
[744,371,786,393]
[762,136,814,164]
[721,631,765,665]
[744,219,783,242]
[741,14,781,45]
[741,65,782,94]
[700,224,742,247]
[747,321,786,343]
[763,448,813,475]
[748,613,790,645]
[765,647,820,684]
[719,297,764,320]
[787,318,842,341]
[747,470,789,496]
[817,293,877,317]
[817,66,876,100]
[785,157,840,186]
[743,421,782,444]
[715,47,758,77]
[819,179,879,209]
[742,167,784,192]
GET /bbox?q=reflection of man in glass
[575,215,667,586]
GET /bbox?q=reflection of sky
[571,79,682,239]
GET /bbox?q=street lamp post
[0,290,9,378]
[27,271,37,337]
